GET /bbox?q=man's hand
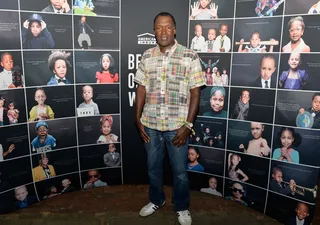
[136,121,150,143]
[172,126,190,148]
[62,0,71,13]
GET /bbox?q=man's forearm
[135,85,146,122]
[186,87,200,123]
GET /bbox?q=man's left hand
[171,126,190,148]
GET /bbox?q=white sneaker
[177,210,192,225]
[139,201,165,217]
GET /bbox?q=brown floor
[0,185,286,225]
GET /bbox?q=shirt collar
[296,216,305,225]
[261,78,271,87]
[156,40,178,56]
[55,75,66,80]
[3,69,11,74]
[53,5,63,13]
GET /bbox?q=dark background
[228,87,276,123]
[278,53,320,91]
[275,90,314,127]
[20,12,73,50]
[190,0,235,19]
[73,16,119,50]
[35,172,81,200]
[0,88,27,124]
[75,84,120,114]
[270,161,319,203]
[266,192,315,224]
[80,167,122,188]
[233,17,283,52]
[89,0,120,17]
[0,157,33,192]
[227,120,273,156]
[225,151,270,188]
[31,148,79,176]
[236,0,284,18]
[282,15,320,52]
[0,1,18,10]
[77,115,120,145]
[28,118,77,152]
[23,50,74,87]
[0,183,37,214]
[121,0,189,185]
[0,12,21,50]
[26,86,76,120]
[197,147,225,176]
[0,124,30,160]
[231,53,279,88]
[79,143,121,170]
[20,0,73,12]
[273,126,320,167]
[285,0,319,15]
[189,19,234,52]
[224,178,267,213]
[199,86,229,116]
[189,172,224,196]
[0,51,23,75]
[75,51,119,84]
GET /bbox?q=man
[135,12,205,225]
[83,170,107,189]
[42,0,71,14]
[60,178,75,193]
[78,16,94,49]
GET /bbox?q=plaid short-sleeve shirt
[134,41,206,131]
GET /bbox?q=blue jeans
[144,127,190,212]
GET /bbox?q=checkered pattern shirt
[135,41,205,131]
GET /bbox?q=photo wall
[188,0,320,223]
[0,0,122,213]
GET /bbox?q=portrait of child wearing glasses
[83,170,107,189]
[225,181,248,206]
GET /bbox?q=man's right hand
[136,121,150,143]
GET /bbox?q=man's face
[50,0,64,9]
[62,179,71,188]
[108,144,116,152]
[154,16,176,51]
[240,91,250,104]
[81,16,86,23]
[15,187,28,201]
[220,25,228,36]
[88,170,100,182]
[210,90,224,112]
[1,54,13,71]
[296,203,309,220]
[251,122,263,139]
[260,57,276,81]
[30,21,42,37]
[312,96,320,112]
